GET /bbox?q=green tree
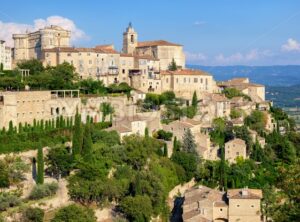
[168,58,177,71]
[100,102,114,122]
[182,128,196,153]
[82,122,93,159]
[46,146,74,178]
[144,127,149,138]
[192,91,198,108]
[51,204,96,222]
[17,59,44,75]
[37,147,44,184]
[120,195,153,222]
[72,110,83,157]
[163,143,168,157]
[0,63,3,72]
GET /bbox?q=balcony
[108,66,119,75]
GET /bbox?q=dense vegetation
[0,59,132,96]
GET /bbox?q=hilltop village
[0,24,298,222]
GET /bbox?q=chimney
[241,187,248,196]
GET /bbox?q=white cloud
[214,49,273,65]
[185,51,207,63]
[0,16,88,47]
[281,38,300,52]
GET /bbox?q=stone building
[122,23,185,70]
[196,132,220,161]
[0,40,12,70]
[13,25,71,63]
[162,118,202,140]
[183,185,263,222]
[218,78,265,103]
[0,90,80,130]
[200,93,231,120]
[225,138,247,163]
[42,45,120,82]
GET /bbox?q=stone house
[162,118,202,140]
[225,138,247,163]
[183,185,263,222]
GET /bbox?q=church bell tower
[122,22,138,54]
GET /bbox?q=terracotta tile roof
[137,40,182,47]
[160,69,210,76]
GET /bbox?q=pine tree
[37,147,44,184]
[72,110,83,157]
[82,122,93,159]
[173,136,180,152]
[182,128,196,153]
[192,91,198,108]
[163,143,168,157]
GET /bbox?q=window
[176,78,178,83]
[67,53,71,57]
[194,78,198,83]
[220,208,223,211]
[130,34,134,43]
[122,69,125,74]
[184,78,186,83]
[87,53,91,56]
[251,205,254,208]
[237,205,240,207]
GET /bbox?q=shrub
[0,192,21,211]
[51,204,96,222]
[22,207,44,222]
[29,182,58,200]
[156,129,173,141]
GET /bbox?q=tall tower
[122,22,138,54]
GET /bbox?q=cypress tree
[145,127,149,138]
[219,146,227,190]
[8,121,14,134]
[56,117,60,128]
[173,136,180,152]
[72,110,83,157]
[192,91,198,108]
[163,143,168,157]
[37,147,44,184]
[82,122,93,159]
[18,123,23,133]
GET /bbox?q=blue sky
[1,0,300,65]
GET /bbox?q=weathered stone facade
[13,25,71,63]
[0,40,12,70]
[183,185,263,222]
[0,90,80,129]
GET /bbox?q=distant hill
[187,65,300,86]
